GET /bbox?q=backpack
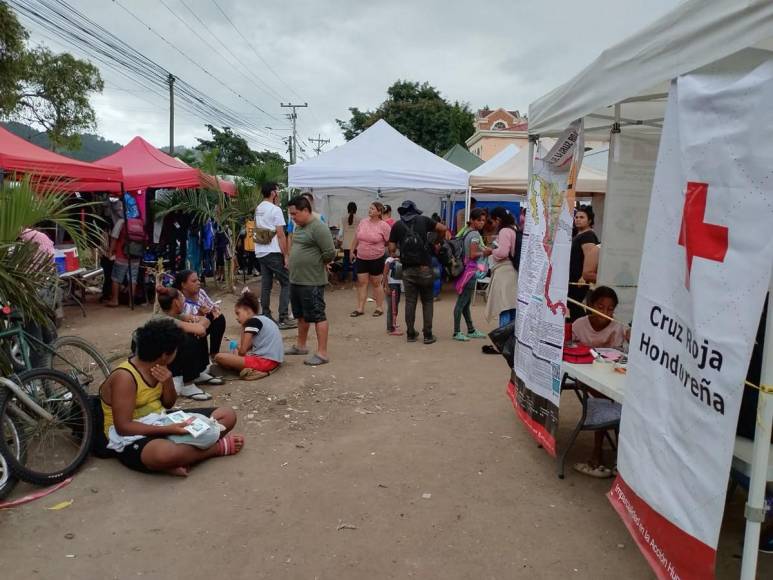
[126,217,145,242]
[506,225,524,272]
[400,220,428,267]
[440,230,475,278]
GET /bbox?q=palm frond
[153,189,218,224]
[0,176,103,249]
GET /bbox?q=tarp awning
[92,136,234,195]
[470,142,606,193]
[288,119,469,192]
[443,144,484,171]
[0,126,123,188]
[528,0,773,136]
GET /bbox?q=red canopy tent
[92,136,235,195]
[0,125,124,188]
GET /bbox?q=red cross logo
[677,182,729,289]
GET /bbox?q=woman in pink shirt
[350,202,391,317]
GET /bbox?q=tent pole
[464,186,471,225]
[740,280,773,580]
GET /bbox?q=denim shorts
[111,260,139,284]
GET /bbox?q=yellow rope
[566,298,773,395]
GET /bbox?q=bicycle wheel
[0,369,93,486]
[50,336,111,395]
[0,415,23,500]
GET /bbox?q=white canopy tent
[288,119,469,226]
[527,1,773,577]
[469,141,607,194]
[469,144,521,179]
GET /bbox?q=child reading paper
[213,292,283,380]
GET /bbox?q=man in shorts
[106,222,139,308]
[284,196,336,366]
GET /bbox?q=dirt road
[0,281,768,579]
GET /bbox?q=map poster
[610,52,773,580]
[509,122,583,456]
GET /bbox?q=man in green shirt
[285,196,336,365]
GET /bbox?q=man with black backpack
[388,200,449,344]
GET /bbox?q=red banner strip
[608,475,716,580]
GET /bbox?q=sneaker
[278,319,298,330]
[423,335,437,345]
[466,329,488,339]
[406,332,418,343]
[453,332,470,342]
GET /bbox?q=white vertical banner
[597,131,660,323]
[610,49,773,580]
[510,121,583,456]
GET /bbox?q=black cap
[397,200,422,215]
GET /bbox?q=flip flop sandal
[285,346,309,355]
[239,368,268,381]
[215,433,244,456]
[350,310,365,317]
[572,462,613,478]
[304,353,329,366]
[372,309,383,317]
[194,373,224,386]
[178,384,212,401]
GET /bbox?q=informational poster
[509,122,583,456]
[610,50,773,580]
[596,131,660,323]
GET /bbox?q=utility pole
[168,73,176,154]
[308,134,330,156]
[280,102,307,164]
[285,135,294,164]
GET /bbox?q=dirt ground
[0,278,770,579]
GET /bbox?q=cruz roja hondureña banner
[609,49,773,580]
[510,122,583,456]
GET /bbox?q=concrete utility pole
[168,73,176,154]
[308,134,330,156]
[280,102,307,164]
[285,135,294,164]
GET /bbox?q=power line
[111,0,282,123]
[166,0,286,103]
[9,0,286,152]
[209,0,302,101]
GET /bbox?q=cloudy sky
[16,0,684,158]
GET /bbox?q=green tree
[196,125,257,174]
[0,1,28,115]
[173,147,200,167]
[336,80,475,154]
[16,48,104,151]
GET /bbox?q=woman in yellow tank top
[99,318,244,475]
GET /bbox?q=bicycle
[0,369,93,486]
[0,413,23,500]
[0,304,111,395]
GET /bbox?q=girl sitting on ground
[156,287,222,401]
[213,291,284,380]
[98,318,244,476]
[571,286,629,479]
